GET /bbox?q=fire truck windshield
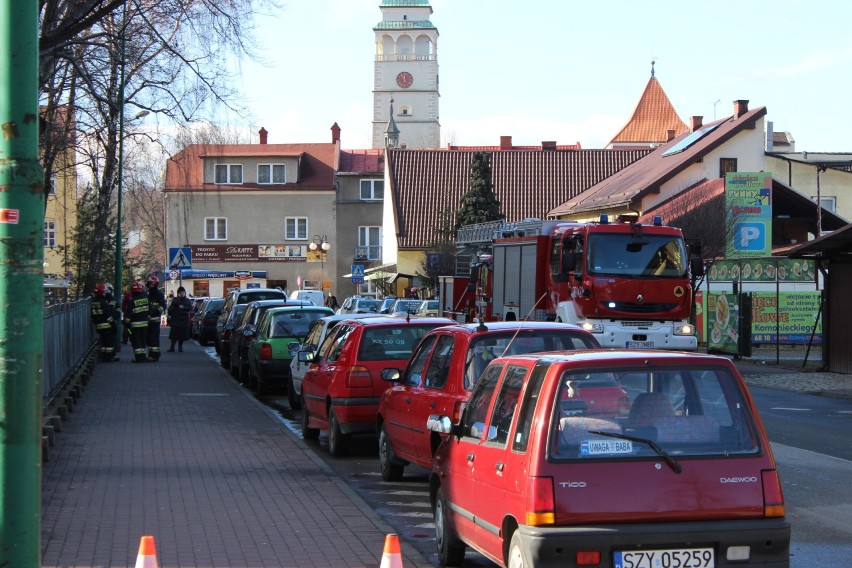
[586,234,687,278]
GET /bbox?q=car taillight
[762,469,785,517]
[260,343,273,360]
[451,400,463,424]
[526,476,555,526]
[346,366,372,388]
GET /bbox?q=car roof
[337,316,456,327]
[265,305,334,315]
[320,313,384,323]
[247,299,311,307]
[435,320,587,333]
[492,349,739,369]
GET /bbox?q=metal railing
[43,298,97,409]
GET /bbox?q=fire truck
[452,216,703,351]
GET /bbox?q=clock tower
[372,0,440,149]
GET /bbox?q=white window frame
[48,174,57,195]
[214,164,243,184]
[360,179,384,201]
[204,217,227,241]
[285,217,308,240]
[44,220,57,247]
[357,226,381,260]
[812,195,836,213]
[257,164,286,184]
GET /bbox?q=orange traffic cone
[135,535,159,568]
[379,533,403,568]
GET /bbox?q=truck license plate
[614,548,714,568]
[627,340,654,349]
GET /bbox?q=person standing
[325,292,339,311]
[128,281,150,363]
[167,286,193,352]
[90,283,119,362]
[146,275,167,361]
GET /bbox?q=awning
[384,272,416,284]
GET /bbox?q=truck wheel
[301,397,319,440]
[328,408,349,457]
[507,532,529,568]
[435,486,465,566]
[379,425,404,481]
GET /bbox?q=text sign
[725,172,772,259]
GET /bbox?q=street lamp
[309,235,331,290]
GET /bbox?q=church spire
[384,98,400,149]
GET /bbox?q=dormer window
[214,164,243,184]
[258,164,286,184]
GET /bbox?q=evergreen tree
[454,152,503,232]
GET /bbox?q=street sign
[168,270,179,280]
[168,247,192,269]
[351,264,364,284]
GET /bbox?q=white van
[289,289,325,307]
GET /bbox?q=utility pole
[0,1,45,566]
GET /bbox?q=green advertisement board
[701,291,821,345]
[725,172,772,259]
[708,258,816,283]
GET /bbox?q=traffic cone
[379,533,403,568]
[135,535,159,568]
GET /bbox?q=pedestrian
[146,275,167,361]
[128,280,150,363]
[167,286,193,352]
[90,283,119,362]
[325,292,339,311]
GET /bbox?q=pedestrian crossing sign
[169,247,192,269]
[351,264,364,284]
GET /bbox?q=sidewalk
[41,332,432,568]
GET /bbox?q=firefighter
[146,275,167,361]
[128,281,150,363]
[91,283,119,362]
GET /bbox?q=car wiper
[588,430,682,474]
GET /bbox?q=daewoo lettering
[721,476,758,483]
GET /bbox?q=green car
[247,305,334,398]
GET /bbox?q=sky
[222,0,852,152]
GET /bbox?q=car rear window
[270,310,330,338]
[235,290,286,304]
[358,324,442,361]
[229,304,247,322]
[551,366,761,461]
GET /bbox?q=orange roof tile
[608,76,688,146]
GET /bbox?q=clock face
[396,71,413,89]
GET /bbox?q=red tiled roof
[550,107,769,218]
[164,143,340,191]
[339,149,384,173]
[608,76,688,146]
[387,149,651,249]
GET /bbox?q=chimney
[500,135,513,150]
[330,122,341,144]
[541,141,556,151]
[258,127,268,145]
[666,129,676,142]
[690,116,703,132]
[734,99,749,119]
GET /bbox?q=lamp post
[309,234,331,291]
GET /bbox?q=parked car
[246,305,334,396]
[385,298,422,316]
[377,296,398,314]
[337,296,381,315]
[228,299,312,381]
[376,321,601,481]
[289,289,325,307]
[194,297,224,346]
[189,297,208,338]
[289,313,383,409]
[427,350,790,567]
[414,299,440,317]
[215,303,248,366]
[216,288,287,354]
[300,316,456,456]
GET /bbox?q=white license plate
[614,548,715,568]
[627,340,655,349]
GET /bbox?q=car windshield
[355,300,380,312]
[586,233,687,278]
[463,329,600,389]
[358,324,443,361]
[270,310,330,338]
[550,366,761,462]
[391,300,421,314]
[235,290,286,304]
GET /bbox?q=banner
[725,172,772,259]
[708,258,816,283]
[751,292,822,345]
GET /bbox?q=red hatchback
[300,316,456,456]
[377,321,601,481]
[428,350,790,568]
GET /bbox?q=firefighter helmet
[94,283,107,297]
[147,275,159,288]
[131,281,145,294]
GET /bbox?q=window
[813,196,836,213]
[44,220,56,247]
[285,217,308,240]
[719,158,738,178]
[357,226,381,260]
[424,335,455,389]
[214,164,243,184]
[360,179,384,200]
[487,365,527,445]
[403,335,437,387]
[204,217,227,240]
[48,175,57,196]
[462,363,503,439]
[257,164,285,184]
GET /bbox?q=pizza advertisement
[707,258,815,283]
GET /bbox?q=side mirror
[691,256,705,277]
[287,342,300,357]
[298,350,315,363]
[242,329,255,337]
[381,368,401,383]
[427,414,453,434]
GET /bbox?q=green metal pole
[114,5,127,349]
[0,1,45,566]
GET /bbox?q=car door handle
[495,462,504,472]
[429,402,436,408]
[405,397,412,404]
[466,453,475,462]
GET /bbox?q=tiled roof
[550,106,769,218]
[164,143,339,191]
[387,149,651,249]
[339,149,384,174]
[608,76,688,146]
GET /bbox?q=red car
[300,316,456,456]
[376,321,601,481]
[428,350,790,568]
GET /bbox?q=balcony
[354,246,382,263]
